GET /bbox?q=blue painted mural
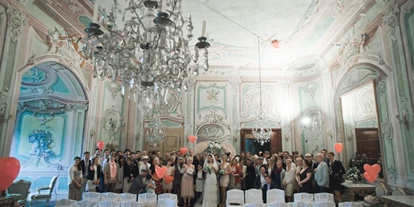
[11,62,88,193]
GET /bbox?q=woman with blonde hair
[219,155,231,207]
[282,159,296,202]
[181,157,195,207]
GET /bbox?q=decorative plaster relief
[229,78,241,97]
[153,88,181,117]
[0,90,12,125]
[304,107,323,140]
[283,125,291,141]
[197,83,227,114]
[381,122,393,140]
[4,4,27,43]
[240,83,281,120]
[107,82,122,100]
[33,112,54,125]
[301,81,318,100]
[382,5,400,42]
[69,4,83,13]
[101,106,125,143]
[19,99,88,113]
[22,130,62,170]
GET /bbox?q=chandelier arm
[257,36,263,115]
[167,0,178,19]
[132,9,148,32]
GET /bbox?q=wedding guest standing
[219,155,231,207]
[230,158,242,189]
[314,153,329,193]
[149,157,163,194]
[297,160,313,193]
[282,159,295,202]
[86,157,101,192]
[328,152,346,202]
[79,151,91,193]
[254,165,267,189]
[163,158,175,193]
[123,157,136,193]
[104,155,118,192]
[181,158,195,207]
[173,157,184,199]
[68,157,83,200]
[271,160,285,189]
[194,164,205,204]
[114,156,125,193]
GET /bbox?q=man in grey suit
[314,153,329,193]
[128,169,152,195]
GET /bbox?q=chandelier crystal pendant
[252,37,272,146]
[146,117,165,146]
[81,0,210,110]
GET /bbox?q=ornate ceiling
[29,0,377,75]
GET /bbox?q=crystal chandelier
[81,0,210,108]
[146,117,165,146]
[252,37,272,146]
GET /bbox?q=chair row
[226,189,335,205]
[57,198,176,207]
[83,192,177,203]
[243,202,362,207]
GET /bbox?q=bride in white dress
[201,154,219,207]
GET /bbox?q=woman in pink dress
[181,157,195,207]
[163,157,175,193]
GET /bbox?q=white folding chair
[289,202,311,207]
[99,200,121,207]
[226,189,245,207]
[120,201,144,207]
[56,199,78,207]
[265,203,289,207]
[77,200,99,207]
[83,192,102,202]
[314,193,334,203]
[158,193,178,206]
[338,202,363,207]
[293,193,313,203]
[158,198,175,207]
[244,203,265,207]
[267,189,285,203]
[101,192,120,202]
[119,193,137,202]
[138,193,157,207]
[311,202,336,207]
[245,189,263,204]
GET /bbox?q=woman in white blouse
[282,159,296,203]
[68,157,82,200]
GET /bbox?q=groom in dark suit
[262,175,277,203]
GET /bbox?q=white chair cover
[313,193,334,203]
[119,193,137,202]
[265,203,289,207]
[138,193,157,207]
[245,189,263,204]
[83,192,102,202]
[99,200,121,207]
[244,203,265,207]
[158,198,176,207]
[311,202,336,207]
[226,189,244,207]
[56,199,78,207]
[120,201,144,207]
[293,193,314,203]
[289,202,311,207]
[101,192,120,202]
[158,193,178,205]
[338,202,363,207]
[267,189,285,203]
[77,200,99,207]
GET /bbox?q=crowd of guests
[68,148,351,206]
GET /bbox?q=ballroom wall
[0,0,414,193]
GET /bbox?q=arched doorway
[10,61,88,195]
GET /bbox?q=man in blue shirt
[314,153,329,193]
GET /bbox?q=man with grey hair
[314,153,329,193]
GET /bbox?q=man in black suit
[79,151,91,193]
[173,157,184,199]
[129,169,152,195]
[262,175,277,203]
[254,165,267,189]
[245,158,256,190]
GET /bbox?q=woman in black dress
[327,152,346,203]
[297,160,313,193]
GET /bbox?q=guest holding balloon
[181,157,195,207]
[149,157,163,194]
[163,157,175,193]
[68,156,83,200]
[327,152,345,203]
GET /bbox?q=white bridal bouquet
[204,165,212,174]
[347,167,360,182]
[219,170,225,175]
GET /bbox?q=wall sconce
[395,109,410,129]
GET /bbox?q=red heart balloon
[363,164,381,177]
[188,136,197,143]
[155,166,167,179]
[164,175,174,184]
[363,172,377,183]
[334,143,343,153]
[180,147,188,155]
[97,141,105,150]
[0,157,21,191]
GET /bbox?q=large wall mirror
[340,81,384,178]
